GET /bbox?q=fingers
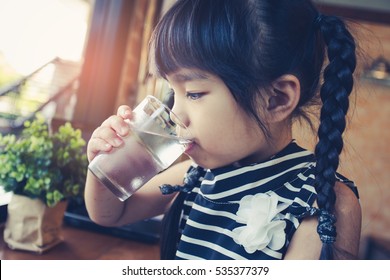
[101,115,130,137]
[87,105,134,162]
[87,135,113,162]
[87,120,123,162]
[117,105,133,120]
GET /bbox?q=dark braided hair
[314,15,356,259]
[150,0,357,259]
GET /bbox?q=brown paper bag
[3,194,68,253]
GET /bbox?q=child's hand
[87,105,133,162]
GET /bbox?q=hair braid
[314,15,356,259]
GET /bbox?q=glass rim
[145,95,189,130]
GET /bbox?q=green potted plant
[0,115,88,252]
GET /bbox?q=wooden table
[0,224,160,260]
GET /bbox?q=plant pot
[3,194,68,253]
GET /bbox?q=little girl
[85,0,361,260]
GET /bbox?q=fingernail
[120,127,128,135]
[113,137,120,145]
[121,108,131,117]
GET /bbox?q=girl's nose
[162,91,186,126]
[170,101,189,128]
[169,100,191,140]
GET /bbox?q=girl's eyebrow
[172,71,209,82]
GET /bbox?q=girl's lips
[184,141,195,154]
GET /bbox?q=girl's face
[167,68,275,169]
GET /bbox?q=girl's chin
[184,143,243,169]
[188,157,236,170]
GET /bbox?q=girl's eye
[186,92,203,100]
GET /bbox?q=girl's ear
[265,74,301,123]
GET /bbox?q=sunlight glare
[0,0,90,75]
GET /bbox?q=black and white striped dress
[175,141,358,260]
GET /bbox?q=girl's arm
[84,159,192,227]
[284,181,362,259]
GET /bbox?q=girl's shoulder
[336,172,359,199]
[285,180,361,259]
[330,181,362,259]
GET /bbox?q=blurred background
[0,0,389,259]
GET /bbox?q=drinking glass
[88,95,191,201]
